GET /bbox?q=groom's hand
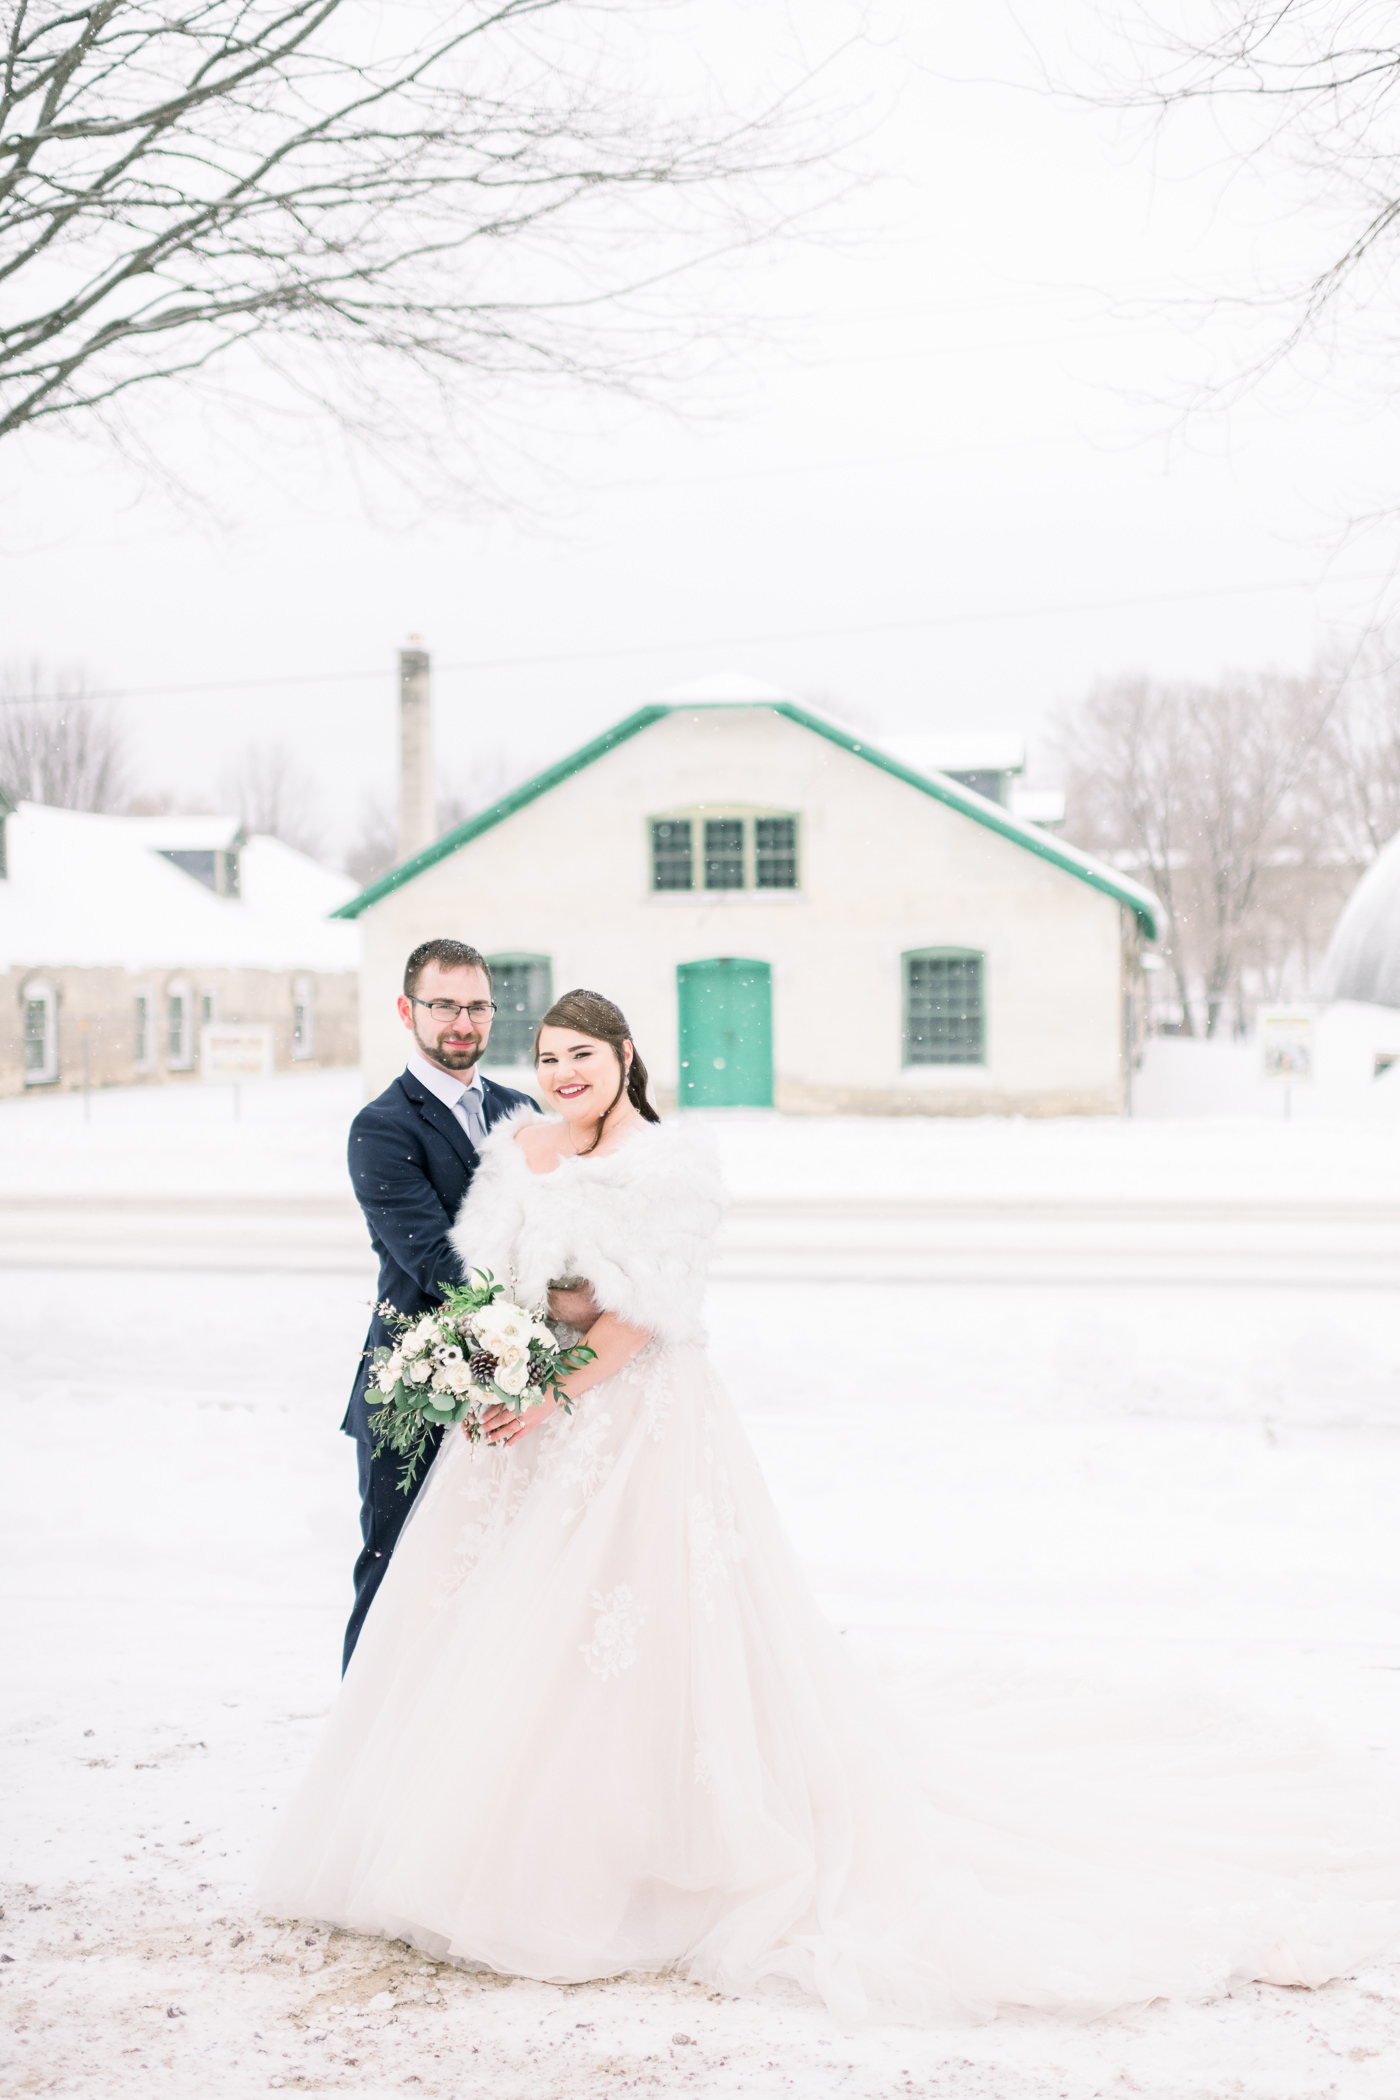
[548,1284,600,1329]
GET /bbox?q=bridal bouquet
[367,1271,596,1491]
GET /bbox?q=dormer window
[158,846,241,896]
[650,810,800,894]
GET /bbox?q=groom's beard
[415,1021,484,1073]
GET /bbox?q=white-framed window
[22,979,58,1085]
[133,990,156,1071]
[201,987,219,1026]
[649,809,800,894]
[485,954,553,1065]
[903,949,986,1066]
[292,975,315,1060]
[166,978,194,1069]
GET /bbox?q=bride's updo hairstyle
[534,988,661,1155]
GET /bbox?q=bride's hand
[477,1396,559,1448]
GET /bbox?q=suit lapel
[399,1074,478,1176]
[480,1078,511,1134]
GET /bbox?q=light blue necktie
[459,1086,487,1149]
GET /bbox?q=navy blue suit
[341,1064,537,1669]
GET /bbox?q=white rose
[408,1359,433,1384]
[376,1367,398,1395]
[386,1351,404,1379]
[493,1341,525,1374]
[495,1357,530,1396]
[441,1361,472,1395]
[401,1332,425,1359]
[476,1302,532,1346]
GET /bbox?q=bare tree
[1305,635,1400,859]
[344,749,529,887]
[0,660,130,808]
[344,797,399,892]
[1055,669,1341,1033]
[0,0,855,491]
[219,739,324,857]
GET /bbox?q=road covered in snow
[4,1072,1400,2098]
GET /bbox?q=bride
[261,988,1400,2025]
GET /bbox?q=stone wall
[0,964,358,1097]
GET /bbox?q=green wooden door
[677,958,773,1109]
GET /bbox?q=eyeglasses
[411,997,497,1024]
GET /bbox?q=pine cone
[468,1350,499,1384]
[527,1356,550,1387]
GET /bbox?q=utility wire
[2,568,1386,710]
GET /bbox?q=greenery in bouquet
[367,1270,596,1492]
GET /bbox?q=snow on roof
[118,812,246,851]
[653,672,794,703]
[0,802,358,973]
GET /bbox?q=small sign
[1259,1009,1315,1085]
[201,1024,274,1080]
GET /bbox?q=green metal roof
[333,699,1161,939]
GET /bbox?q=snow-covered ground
[4,1073,1400,2098]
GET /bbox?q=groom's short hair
[403,939,493,999]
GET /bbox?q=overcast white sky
[6,0,1400,858]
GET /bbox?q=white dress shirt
[406,1047,488,1149]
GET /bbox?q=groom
[340,938,591,1670]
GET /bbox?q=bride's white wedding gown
[260,1113,1400,2024]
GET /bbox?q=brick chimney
[397,637,434,863]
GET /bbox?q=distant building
[335,681,1159,1116]
[0,801,358,1096]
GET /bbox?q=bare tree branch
[1102,3,1400,387]
[0,0,861,489]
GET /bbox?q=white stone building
[0,798,359,1096]
[337,684,1160,1116]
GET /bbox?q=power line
[2,568,1386,710]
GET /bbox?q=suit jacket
[341,1065,538,1441]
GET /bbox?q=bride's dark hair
[534,988,660,1155]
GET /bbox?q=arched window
[486,954,552,1066]
[166,978,194,1070]
[292,975,315,1059]
[903,948,986,1067]
[22,979,58,1085]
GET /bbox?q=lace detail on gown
[581,1584,646,1681]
